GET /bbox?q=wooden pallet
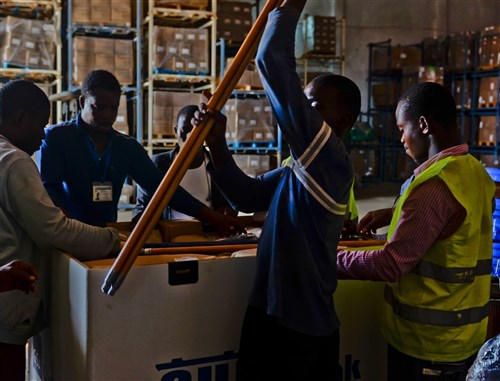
[477,64,500,71]
[156,3,208,11]
[234,85,264,91]
[0,1,55,19]
[478,141,497,147]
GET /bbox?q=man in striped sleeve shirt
[337,82,495,381]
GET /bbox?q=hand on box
[357,208,392,238]
[199,206,246,236]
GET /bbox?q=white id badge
[92,182,113,202]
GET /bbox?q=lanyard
[84,135,112,182]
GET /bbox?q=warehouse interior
[0,0,499,380]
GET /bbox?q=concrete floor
[354,181,402,235]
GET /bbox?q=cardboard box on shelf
[217,2,252,43]
[478,25,500,70]
[1,16,56,70]
[448,31,477,71]
[151,91,203,136]
[477,116,498,146]
[305,15,337,55]
[114,95,129,135]
[72,36,134,85]
[152,26,208,74]
[478,76,498,108]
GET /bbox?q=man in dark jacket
[133,105,236,223]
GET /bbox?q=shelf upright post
[147,0,155,155]
[340,16,346,75]
[53,0,63,122]
[210,0,217,93]
[136,0,143,145]
[66,0,74,92]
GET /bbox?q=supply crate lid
[486,167,500,182]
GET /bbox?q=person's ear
[79,94,86,109]
[311,100,322,110]
[419,116,429,134]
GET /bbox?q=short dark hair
[311,74,361,121]
[81,70,121,96]
[398,82,457,130]
[0,80,49,128]
[177,104,199,121]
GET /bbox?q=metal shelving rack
[296,16,346,87]
[364,39,429,183]
[143,0,217,154]
[217,36,283,168]
[0,0,63,122]
[63,0,142,141]
[362,39,395,182]
[447,30,499,167]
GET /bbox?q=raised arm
[256,1,323,159]
[282,0,306,11]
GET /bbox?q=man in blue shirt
[41,70,240,233]
[194,0,361,379]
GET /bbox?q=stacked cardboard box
[478,116,498,146]
[0,16,56,70]
[217,2,253,43]
[72,0,132,26]
[151,26,209,74]
[371,45,421,73]
[305,15,336,55]
[478,76,498,108]
[223,98,275,144]
[447,31,477,71]
[28,249,387,381]
[391,45,421,70]
[224,58,262,89]
[421,36,448,66]
[73,36,134,85]
[233,154,271,177]
[478,25,500,70]
[151,91,203,136]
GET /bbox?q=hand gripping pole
[102,0,283,295]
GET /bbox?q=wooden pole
[102,0,283,295]
[141,243,258,256]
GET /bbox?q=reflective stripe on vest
[385,284,490,326]
[412,259,492,283]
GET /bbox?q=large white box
[29,251,387,380]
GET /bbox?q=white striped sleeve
[286,124,347,215]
